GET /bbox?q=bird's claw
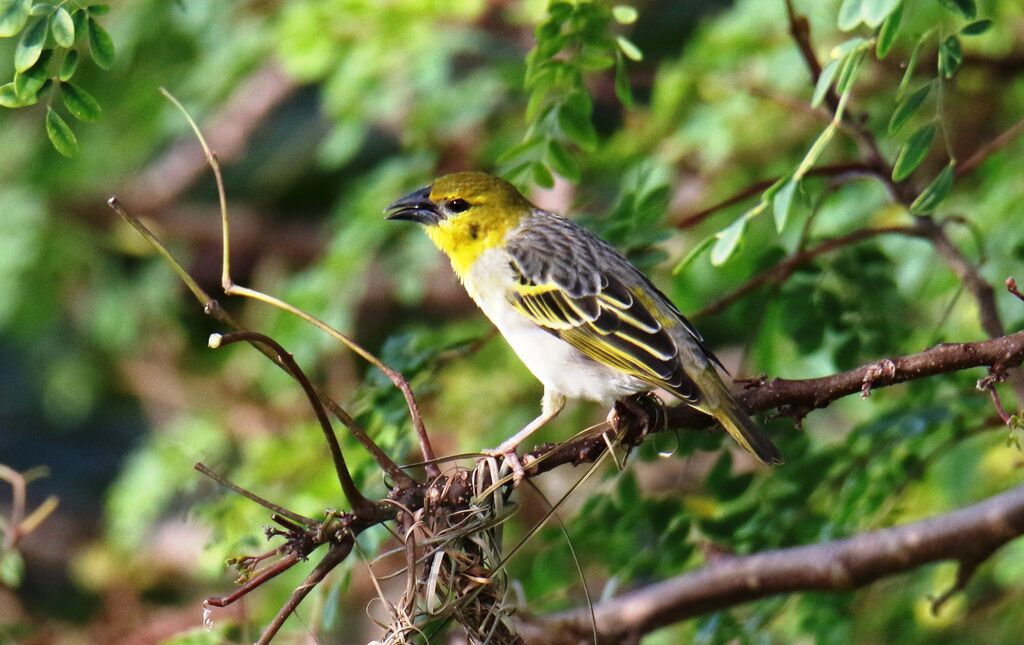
[482,447,526,485]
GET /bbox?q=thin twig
[211,331,378,519]
[957,117,1024,179]
[159,89,441,478]
[194,462,315,527]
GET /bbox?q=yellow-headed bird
[386,171,782,472]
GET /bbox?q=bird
[385,171,782,476]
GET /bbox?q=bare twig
[956,117,1024,179]
[0,465,59,552]
[1007,277,1024,303]
[194,462,314,527]
[524,482,1024,644]
[210,331,378,519]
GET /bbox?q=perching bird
[386,171,782,473]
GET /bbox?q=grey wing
[505,213,723,401]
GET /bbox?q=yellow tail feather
[690,369,783,466]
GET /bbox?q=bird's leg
[483,388,565,483]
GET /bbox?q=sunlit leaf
[546,139,580,182]
[614,51,633,109]
[87,16,115,69]
[838,0,864,31]
[910,161,955,214]
[861,0,901,28]
[61,81,101,121]
[0,82,37,107]
[0,0,30,37]
[51,6,74,47]
[616,35,642,61]
[711,213,750,266]
[45,106,79,157]
[14,15,48,71]
[812,59,840,108]
[773,178,799,233]
[14,47,52,99]
[888,82,931,134]
[612,5,637,24]
[892,122,935,181]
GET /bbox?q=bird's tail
[691,368,783,466]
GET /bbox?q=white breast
[463,247,648,405]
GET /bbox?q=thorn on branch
[861,359,897,398]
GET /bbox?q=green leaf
[51,5,73,46]
[14,47,51,98]
[0,0,30,38]
[546,139,580,182]
[888,82,931,134]
[812,59,840,108]
[892,122,935,181]
[794,122,837,179]
[672,234,714,275]
[612,5,637,24]
[773,179,798,233]
[87,3,110,15]
[961,19,992,35]
[836,48,866,94]
[557,102,597,152]
[937,0,976,20]
[838,0,864,31]
[14,15,48,72]
[87,16,114,69]
[0,82,37,107]
[614,51,633,109]
[28,2,46,16]
[616,35,642,61]
[875,3,903,59]
[532,162,555,188]
[61,81,101,121]
[0,550,25,587]
[910,161,955,214]
[938,35,963,79]
[71,6,85,35]
[897,34,926,99]
[45,106,79,157]
[710,214,749,266]
[861,0,901,28]
[59,48,78,80]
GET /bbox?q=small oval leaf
[59,49,79,80]
[888,82,931,134]
[892,122,936,182]
[87,4,110,15]
[0,82,37,108]
[910,162,955,214]
[614,51,633,109]
[711,215,749,266]
[51,6,74,46]
[938,0,976,20]
[612,5,637,24]
[87,16,114,69]
[14,47,51,99]
[61,81,101,121]
[861,0,901,28]
[837,0,864,31]
[812,59,840,108]
[46,106,79,157]
[876,3,902,59]
[961,19,992,35]
[0,0,31,38]
[616,35,643,62]
[773,179,799,233]
[938,35,963,79]
[14,15,48,72]
[546,139,580,182]
[898,35,926,99]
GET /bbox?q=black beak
[385,186,441,225]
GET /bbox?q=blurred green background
[1,0,1024,642]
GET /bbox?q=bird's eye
[446,198,471,213]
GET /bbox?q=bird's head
[386,171,533,275]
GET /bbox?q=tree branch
[524,482,1024,644]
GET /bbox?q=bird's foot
[609,393,666,439]
[481,445,526,486]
